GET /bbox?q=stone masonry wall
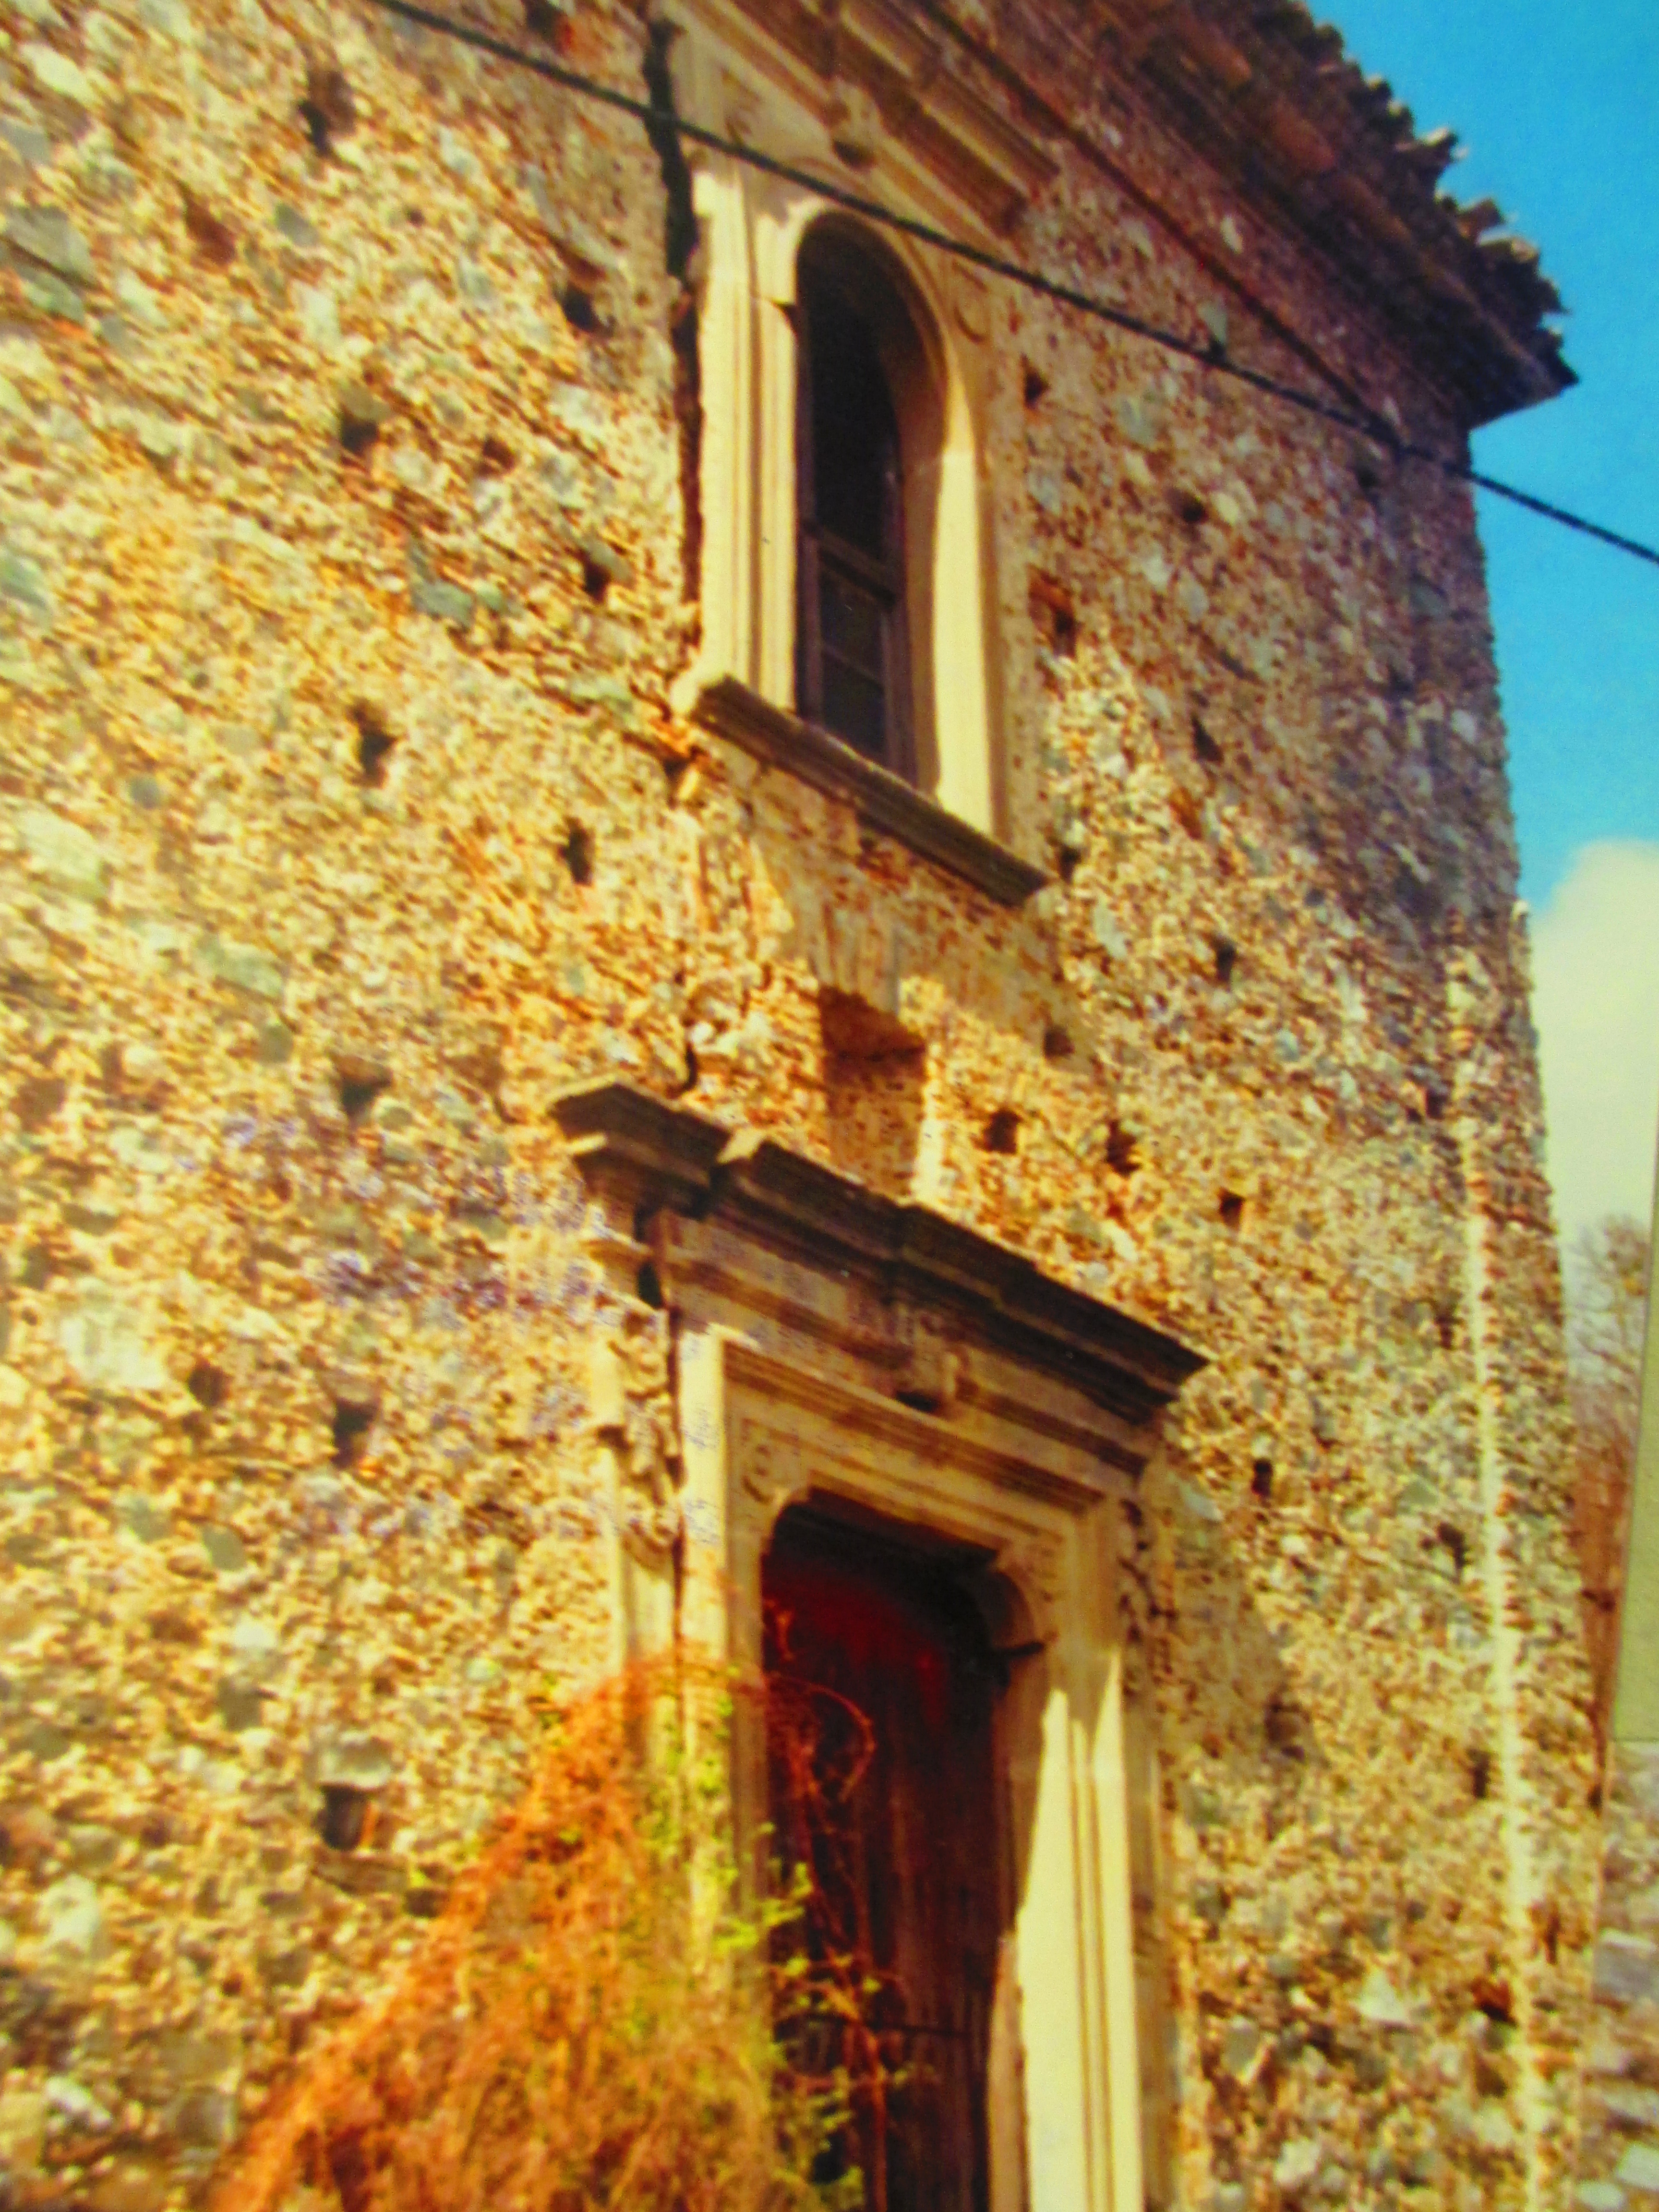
[1575,1745,1659,2212]
[0,0,1598,2206]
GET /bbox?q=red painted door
[765,1512,1003,2212]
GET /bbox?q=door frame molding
[553,1080,1202,2212]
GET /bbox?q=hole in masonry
[1042,1024,1074,1061]
[187,1360,229,1410]
[560,822,593,886]
[1166,484,1209,528]
[478,433,516,475]
[1354,448,1384,498]
[1029,574,1078,659]
[817,990,923,1061]
[331,1398,377,1470]
[334,1054,391,1123]
[523,0,563,36]
[181,189,237,268]
[1218,1190,1245,1231]
[581,552,612,601]
[1472,1971,1514,2023]
[636,1260,663,1309]
[337,385,385,460]
[1467,1747,1492,1803]
[1106,1122,1140,1177]
[980,1107,1021,1156]
[318,1784,371,1852]
[1056,846,1081,884]
[1022,363,1049,408]
[1191,714,1223,767]
[301,50,356,156]
[1435,1520,1467,1578]
[1056,824,1088,878]
[1213,936,1238,987]
[560,282,600,333]
[351,704,397,787]
[1538,1901,1562,1967]
[1250,1457,1273,1502]
[1263,1694,1305,1758]
[1422,1082,1447,1121]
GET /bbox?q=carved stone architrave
[692,1351,1146,2212]
[661,0,1058,235]
[709,1337,1080,1659]
[554,1081,1202,2212]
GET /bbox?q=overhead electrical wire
[364,0,1659,573]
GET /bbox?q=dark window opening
[796,241,914,782]
[764,1508,1008,2212]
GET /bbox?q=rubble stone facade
[1575,1178,1659,2212]
[1578,1746,1659,2212]
[0,0,1598,2205]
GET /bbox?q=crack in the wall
[642,20,705,612]
[671,290,704,609]
[642,19,699,283]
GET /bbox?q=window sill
[688,676,1048,909]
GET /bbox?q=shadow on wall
[1133,1451,1333,2201]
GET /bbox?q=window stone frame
[661,0,1052,884]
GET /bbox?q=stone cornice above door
[553,1078,1203,1441]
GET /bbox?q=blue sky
[1319,0,1659,1256]
[1319,0,1659,908]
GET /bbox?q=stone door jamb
[674,1326,1144,2212]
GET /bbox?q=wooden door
[764,1511,1004,2212]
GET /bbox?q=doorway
[763,1504,1012,2212]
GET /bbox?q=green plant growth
[214,1659,889,2212]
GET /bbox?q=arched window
[793,226,940,788]
[681,174,1010,860]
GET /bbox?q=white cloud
[1530,841,1659,1262]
